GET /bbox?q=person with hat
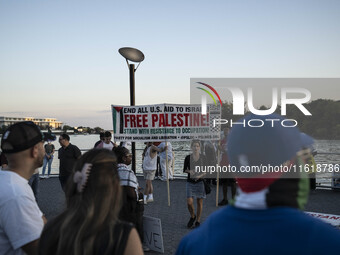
[0,121,50,255]
[176,114,340,255]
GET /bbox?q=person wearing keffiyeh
[176,113,340,255]
[114,146,146,250]
[117,162,139,200]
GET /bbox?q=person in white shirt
[142,142,166,204]
[95,131,117,150]
[157,142,174,181]
[0,121,48,255]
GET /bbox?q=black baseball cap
[1,121,56,154]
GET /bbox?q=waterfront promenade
[38,176,340,255]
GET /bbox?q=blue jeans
[29,173,39,202]
[42,155,53,175]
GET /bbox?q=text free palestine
[124,113,210,128]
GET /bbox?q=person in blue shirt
[176,113,340,255]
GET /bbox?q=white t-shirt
[158,142,173,160]
[103,142,114,150]
[143,147,157,171]
[0,171,44,255]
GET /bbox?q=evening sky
[1,0,339,129]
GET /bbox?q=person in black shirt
[58,134,81,191]
[183,140,207,228]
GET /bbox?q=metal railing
[39,149,340,190]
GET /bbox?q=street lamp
[119,47,145,174]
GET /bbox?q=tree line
[0,125,104,135]
[63,125,104,134]
[221,99,340,140]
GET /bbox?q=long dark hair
[113,146,130,164]
[40,149,122,255]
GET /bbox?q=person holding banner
[158,141,174,181]
[183,140,207,228]
[142,142,166,204]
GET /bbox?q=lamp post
[119,47,145,174]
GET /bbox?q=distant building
[0,116,63,129]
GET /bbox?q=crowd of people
[1,115,340,254]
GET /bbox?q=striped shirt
[117,163,139,200]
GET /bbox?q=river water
[1,134,339,186]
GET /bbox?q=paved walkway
[37,176,340,255]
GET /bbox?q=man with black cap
[176,113,340,255]
[0,121,50,255]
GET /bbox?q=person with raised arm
[142,142,166,204]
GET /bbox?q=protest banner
[112,103,221,206]
[111,103,221,142]
[306,212,340,228]
[143,216,164,253]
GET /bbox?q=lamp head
[119,47,145,63]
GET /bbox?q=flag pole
[216,147,220,207]
[166,141,171,206]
